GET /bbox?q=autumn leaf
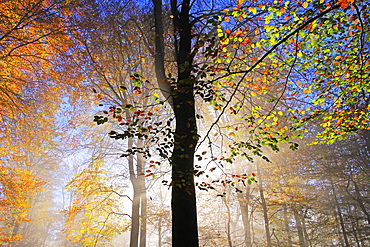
[338,0,355,9]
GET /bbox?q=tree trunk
[294,210,306,247]
[170,0,199,245]
[238,186,252,247]
[138,138,147,247]
[139,191,147,247]
[330,178,350,247]
[223,196,233,247]
[349,178,370,225]
[347,206,361,247]
[152,0,173,109]
[153,0,198,245]
[301,216,309,247]
[171,82,199,247]
[129,137,140,247]
[360,129,370,154]
[10,223,20,247]
[256,163,272,247]
[283,205,292,247]
[158,183,163,247]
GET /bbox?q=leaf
[248,7,257,15]
[338,0,355,9]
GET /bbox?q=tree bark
[138,138,147,247]
[283,205,292,247]
[153,0,198,245]
[360,129,370,155]
[348,178,370,225]
[293,210,306,247]
[158,183,164,247]
[238,186,252,247]
[256,163,272,247]
[129,137,140,247]
[170,0,199,246]
[223,196,233,247]
[302,216,309,247]
[152,0,173,109]
[330,179,350,247]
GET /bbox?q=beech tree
[89,0,369,245]
[62,1,172,246]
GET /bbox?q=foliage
[0,0,88,244]
[62,160,130,246]
[210,0,369,146]
[0,0,83,120]
[0,166,44,245]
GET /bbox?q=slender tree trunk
[294,210,306,247]
[10,223,20,247]
[347,205,360,247]
[360,129,370,154]
[152,0,173,108]
[41,222,51,247]
[158,183,163,247]
[137,138,147,247]
[302,216,309,247]
[129,137,140,247]
[223,196,233,247]
[283,205,292,247]
[238,186,252,247]
[256,163,271,247]
[330,179,350,247]
[140,191,147,247]
[350,178,370,225]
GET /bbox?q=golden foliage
[62,160,129,246]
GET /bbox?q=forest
[0,0,369,246]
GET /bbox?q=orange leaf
[338,0,355,9]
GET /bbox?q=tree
[62,158,130,246]
[0,167,44,245]
[0,0,88,245]
[89,0,369,245]
[65,1,169,246]
[0,0,83,119]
